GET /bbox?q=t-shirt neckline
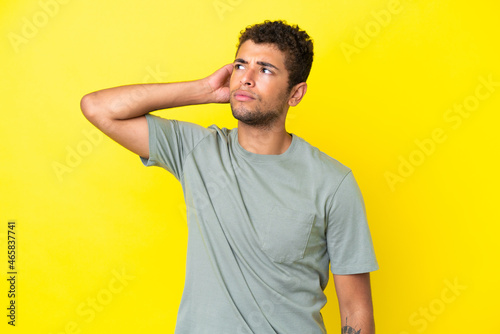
[232,128,298,163]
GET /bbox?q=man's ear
[288,82,308,107]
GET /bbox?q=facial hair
[230,90,289,130]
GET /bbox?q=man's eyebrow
[234,58,280,71]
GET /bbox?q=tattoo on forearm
[341,317,361,334]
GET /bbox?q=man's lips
[233,90,256,102]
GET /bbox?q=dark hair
[236,20,314,91]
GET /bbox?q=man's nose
[240,69,255,87]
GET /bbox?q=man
[81,20,378,334]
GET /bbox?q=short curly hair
[236,20,314,92]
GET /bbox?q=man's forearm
[80,79,213,121]
[340,311,375,334]
[334,273,375,334]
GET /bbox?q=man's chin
[232,111,281,130]
[231,110,252,124]
[231,107,256,124]
[230,103,250,119]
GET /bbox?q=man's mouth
[233,90,256,102]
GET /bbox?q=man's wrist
[193,77,221,104]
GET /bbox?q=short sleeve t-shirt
[140,113,379,334]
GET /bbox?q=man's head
[236,20,314,92]
[230,20,314,129]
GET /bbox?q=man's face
[229,40,291,128]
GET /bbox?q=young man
[81,20,378,334]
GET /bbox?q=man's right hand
[204,64,234,104]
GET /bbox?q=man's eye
[262,68,272,74]
[235,64,244,69]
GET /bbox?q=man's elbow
[80,93,98,121]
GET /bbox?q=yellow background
[1,0,499,333]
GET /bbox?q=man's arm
[333,273,375,334]
[79,64,233,158]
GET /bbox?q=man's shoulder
[146,114,232,139]
[207,123,234,137]
[294,134,352,178]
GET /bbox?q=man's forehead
[235,40,285,66]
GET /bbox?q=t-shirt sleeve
[326,170,379,275]
[139,113,212,180]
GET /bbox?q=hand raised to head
[204,64,234,103]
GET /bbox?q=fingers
[222,63,234,75]
[216,64,233,88]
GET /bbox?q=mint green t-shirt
[140,113,378,334]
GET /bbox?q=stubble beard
[230,91,289,130]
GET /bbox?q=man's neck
[236,121,292,155]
